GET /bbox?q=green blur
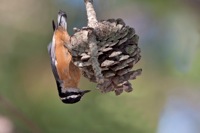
[0,0,199,133]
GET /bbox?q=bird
[48,10,90,104]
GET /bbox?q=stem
[84,0,98,28]
[88,31,104,84]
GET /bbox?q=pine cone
[69,18,142,95]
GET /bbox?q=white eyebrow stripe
[60,95,80,100]
[67,95,79,99]
[60,97,67,100]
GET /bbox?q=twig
[0,95,43,133]
[84,0,98,28]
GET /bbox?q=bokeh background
[0,0,200,133]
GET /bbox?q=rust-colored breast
[54,29,81,89]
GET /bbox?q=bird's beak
[81,90,91,96]
[57,10,67,30]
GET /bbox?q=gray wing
[48,42,63,95]
[47,42,52,56]
[47,42,59,80]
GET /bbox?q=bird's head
[60,89,91,104]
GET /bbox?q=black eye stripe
[66,92,81,96]
[59,91,81,97]
[59,16,62,25]
[63,14,67,18]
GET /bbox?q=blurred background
[0,0,200,133]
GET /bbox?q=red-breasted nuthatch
[48,10,90,104]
